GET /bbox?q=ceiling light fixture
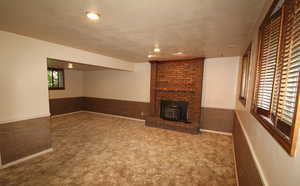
[86,11,100,20]
[68,63,73,69]
[154,48,160,53]
[174,51,184,55]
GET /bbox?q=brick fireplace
[145,58,204,133]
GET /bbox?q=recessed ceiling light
[86,11,100,20]
[154,48,160,53]
[68,63,73,69]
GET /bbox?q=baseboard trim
[200,129,232,136]
[84,111,146,122]
[235,112,268,186]
[232,133,240,186]
[50,111,85,118]
[0,148,53,169]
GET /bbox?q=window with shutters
[239,44,251,105]
[252,0,300,156]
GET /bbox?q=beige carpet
[0,112,236,186]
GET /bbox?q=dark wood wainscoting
[233,112,263,186]
[49,96,234,133]
[200,108,234,133]
[0,117,51,165]
[49,97,84,115]
[83,97,151,120]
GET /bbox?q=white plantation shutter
[254,0,300,138]
[253,0,300,155]
[256,10,282,113]
[276,1,300,126]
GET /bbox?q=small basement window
[48,68,65,90]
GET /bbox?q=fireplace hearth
[160,100,188,122]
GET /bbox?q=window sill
[251,111,294,156]
[48,88,65,90]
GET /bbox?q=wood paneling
[49,97,84,115]
[0,117,51,165]
[200,107,234,133]
[82,97,234,133]
[49,95,235,131]
[233,113,263,186]
[83,97,150,119]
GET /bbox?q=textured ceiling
[0,0,266,62]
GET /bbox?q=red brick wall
[150,58,204,127]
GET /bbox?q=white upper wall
[83,57,240,110]
[202,56,240,109]
[49,70,84,99]
[84,63,151,102]
[0,30,134,123]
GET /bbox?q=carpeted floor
[0,112,236,186]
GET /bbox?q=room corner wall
[49,70,84,99]
[0,30,136,166]
[82,62,151,119]
[48,70,85,116]
[83,62,151,103]
[200,56,240,133]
